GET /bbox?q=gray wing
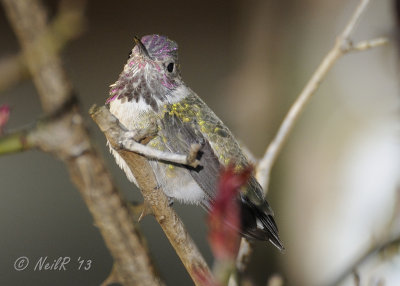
[159,108,284,250]
[159,112,221,204]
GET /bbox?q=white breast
[107,85,206,204]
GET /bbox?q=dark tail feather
[240,198,285,252]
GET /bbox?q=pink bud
[0,104,10,135]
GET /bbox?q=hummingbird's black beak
[133,36,151,59]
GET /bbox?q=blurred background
[1,0,399,285]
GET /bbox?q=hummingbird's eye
[166,62,174,73]
[128,50,132,59]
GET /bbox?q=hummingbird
[106,34,284,251]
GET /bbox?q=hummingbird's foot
[196,138,206,147]
[125,130,139,140]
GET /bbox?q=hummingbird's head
[107,35,185,111]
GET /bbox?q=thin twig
[235,238,252,272]
[353,271,361,286]
[340,0,371,40]
[350,38,389,52]
[227,238,253,286]
[129,201,153,222]
[231,1,388,284]
[91,106,214,286]
[255,0,388,192]
[330,189,400,286]
[329,235,400,286]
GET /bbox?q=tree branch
[235,238,252,272]
[0,0,86,93]
[90,105,214,286]
[348,37,389,52]
[2,0,74,112]
[255,0,388,193]
[230,1,389,284]
[1,0,163,284]
[329,235,400,286]
[329,189,400,285]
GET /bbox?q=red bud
[0,104,10,135]
[208,165,252,261]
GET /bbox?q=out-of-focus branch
[255,0,388,193]
[329,235,400,286]
[90,105,214,286]
[228,237,253,286]
[0,55,30,93]
[349,37,389,52]
[330,188,400,286]
[229,1,389,284]
[0,0,86,93]
[28,108,163,286]
[235,238,252,272]
[0,131,31,155]
[2,0,76,112]
[1,0,163,285]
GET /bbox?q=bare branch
[0,0,86,93]
[235,238,252,272]
[91,105,214,286]
[353,271,361,286]
[0,55,30,93]
[330,189,400,286]
[1,0,163,284]
[129,201,153,222]
[329,235,400,286]
[256,0,388,192]
[340,0,371,40]
[227,238,253,286]
[2,0,74,112]
[230,1,389,283]
[349,37,388,52]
